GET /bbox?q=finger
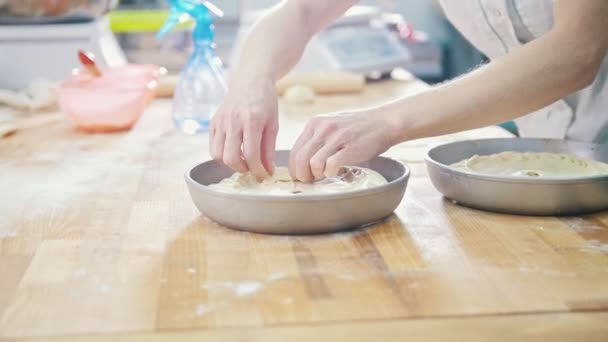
[310,141,342,180]
[324,148,355,177]
[261,122,278,175]
[289,122,315,179]
[209,113,220,146]
[294,136,325,183]
[243,121,268,180]
[223,128,248,173]
[210,124,225,161]
[209,123,215,147]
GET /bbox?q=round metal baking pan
[186,151,410,234]
[426,138,608,216]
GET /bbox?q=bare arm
[232,0,358,82]
[211,0,357,180]
[289,0,608,182]
[387,0,608,142]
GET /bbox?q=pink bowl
[56,64,160,133]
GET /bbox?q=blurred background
[115,0,487,82]
[0,0,486,85]
[3,0,517,132]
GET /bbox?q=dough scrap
[451,151,608,178]
[0,79,57,111]
[0,121,17,138]
[210,166,387,195]
[283,85,316,104]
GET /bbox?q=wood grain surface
[1,78,607,340]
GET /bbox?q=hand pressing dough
[283,85,316,104]
[209,166,387,195]
[451,151,608,178]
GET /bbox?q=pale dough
[0,121,17,138]
[451,151,608,178]
[0,79,57,111]
[209,166,387,195]
[283,85,316,104]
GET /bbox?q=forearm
[230,0,356,84]
[230,2,310,82]
[384,27,606,143]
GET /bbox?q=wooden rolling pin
[155,74,179,98]
[155,71,366,98]
[276,72,366,95]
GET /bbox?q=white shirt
[439,0,608,142]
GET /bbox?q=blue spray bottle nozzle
[156,0,223,41]
[157,0,227,134]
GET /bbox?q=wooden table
[1,77,608,341]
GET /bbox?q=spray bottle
[157,0,226,134]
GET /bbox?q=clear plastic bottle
[172,40,226,134]
[157,0,226,134]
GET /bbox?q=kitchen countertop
[1,76,608,341]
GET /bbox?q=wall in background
[117,0,486,81]
[360,0,486,81]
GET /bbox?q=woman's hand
[289,110,397,182]
[210,78,279,180]
[209,0,358,180]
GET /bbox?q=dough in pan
[210,166,387,195]
[451,151,608,178]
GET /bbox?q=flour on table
[209,166,387,195]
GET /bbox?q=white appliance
[0,17,126,90]
[231,6,411,76]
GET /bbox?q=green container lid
[109,9,193,33]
